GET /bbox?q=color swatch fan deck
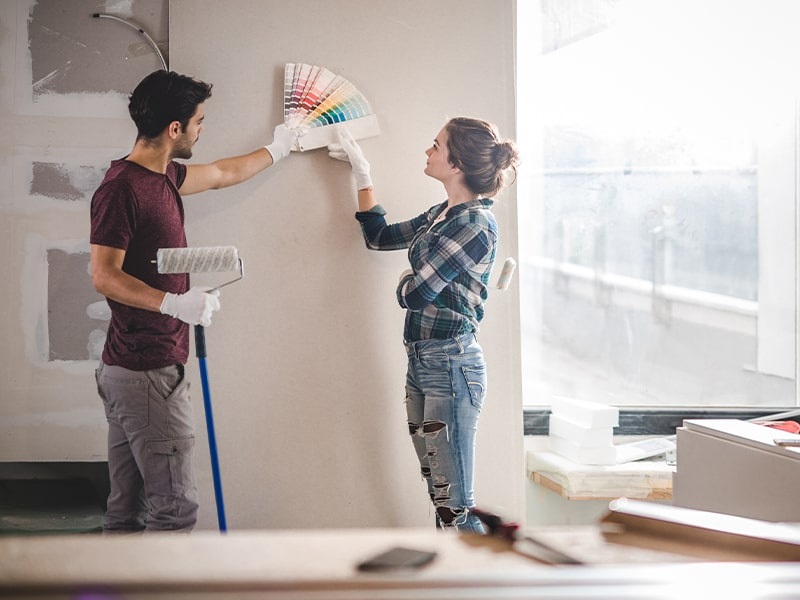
[284,63,380,152]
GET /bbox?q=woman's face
[424,126,457,183]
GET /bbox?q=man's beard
[172,144,193,160]
[172,136,195,160]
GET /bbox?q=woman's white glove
[327,127,372,190]
[265,124,295,163]
[160,286,221,327]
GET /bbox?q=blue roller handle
[195,324,227,533]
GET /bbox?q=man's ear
[167,121,182,139]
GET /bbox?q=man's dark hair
[128,70,213,141]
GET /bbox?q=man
[90,70,294,532]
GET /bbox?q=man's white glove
[160,286,221,327]
[327,127,372,190]
[265,123,295,163]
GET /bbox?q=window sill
[523,407,792,436]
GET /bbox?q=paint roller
[495,257,517,291]
[156,246,244,291]
[155,245,244,533]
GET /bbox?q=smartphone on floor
[357,546,437,571]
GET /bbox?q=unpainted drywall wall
[0,0,167,460]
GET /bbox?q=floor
[0,464,107,536]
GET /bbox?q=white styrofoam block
[548,414,614,447]
[549,434,617,466]
[549,395,619,428]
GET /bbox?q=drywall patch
[29,0,164,97]
[30,162,105,201]
[47,249,108,361]
[14,0,168,117]
[9,148,122,213]
[22,235,108,372]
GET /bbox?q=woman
[328,118,519,532]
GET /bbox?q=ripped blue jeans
[404,332,486,533]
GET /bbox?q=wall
[0,0,523,531]
[0,0,167,461]
[170,0,522,530]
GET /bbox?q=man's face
[173,103,206,160]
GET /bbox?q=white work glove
[160,286,221,327]
[265,123,295,163]
[327,127,372,190]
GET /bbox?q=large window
[517,0,798,409]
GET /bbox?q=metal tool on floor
[473,507,583,565]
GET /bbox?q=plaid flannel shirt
[355,198,497,341]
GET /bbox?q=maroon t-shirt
[90,159,190,370]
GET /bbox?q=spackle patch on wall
[15,0,167,117]
[22,235,109,371]
[9,149,119,213]
[30,162,105,202]
[47,249,109,361]
[29,0,164,97]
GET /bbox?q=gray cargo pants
[96,362,199,532]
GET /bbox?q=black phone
[356,546,437,572]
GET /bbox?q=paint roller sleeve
[156,246,240,274]
[495,257,517,291]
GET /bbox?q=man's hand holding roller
[160,287,221,327]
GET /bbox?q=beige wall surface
[0,0,523,531]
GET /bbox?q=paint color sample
[295,115,381,152]
[284,63,380,151]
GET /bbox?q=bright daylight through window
[517,0,798,410]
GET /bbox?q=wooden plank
[531,471,672,501]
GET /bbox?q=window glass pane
[545,104,759,300]
[519,0,797,408]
